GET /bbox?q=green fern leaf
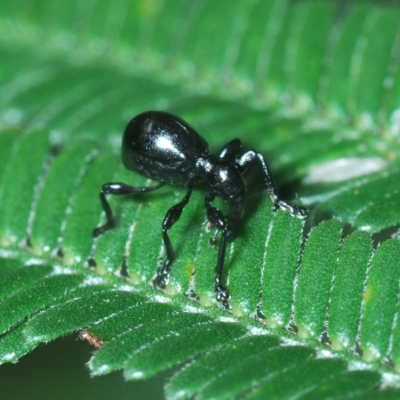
[2,1,400,399]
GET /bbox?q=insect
[93,111,307,307]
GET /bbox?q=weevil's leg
[237,151,307,219]
[93,181,165,237]
[153,187,193,289]
[219,139,244,162]
[205,198,230,306]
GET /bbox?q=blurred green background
[0,334,165,400]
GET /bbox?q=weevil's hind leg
[205,197,230,308]
[237,151,307,219]
[93,181,165,237]
[153,187,193,290]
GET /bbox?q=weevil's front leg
[205,197,230,307]
[153,187,193,290]
[236,151,307,219]
[93,181,165,237]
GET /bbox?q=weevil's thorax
[122,111,209,185]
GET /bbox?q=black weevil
[94,111,307,307]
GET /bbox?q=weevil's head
[198,156,246,240]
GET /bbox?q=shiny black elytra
[93,111,307,307]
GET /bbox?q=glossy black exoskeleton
[94,111,307,307]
